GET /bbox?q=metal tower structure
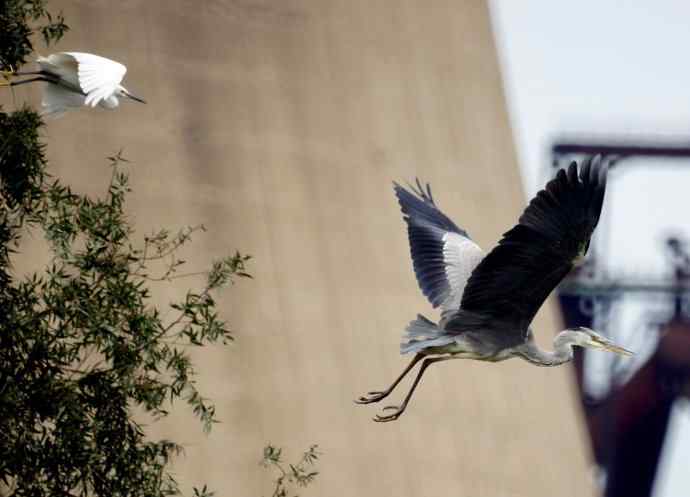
[553,141,690,497]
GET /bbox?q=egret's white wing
[65,52,127,107]
[37,53,81,89]
[41,83,86,118]
[394,180,484,322]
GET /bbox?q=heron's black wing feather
[454,156,607,333]
[394,180,481,310]
[394,180,467,236]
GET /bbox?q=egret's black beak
[124,90,146,104]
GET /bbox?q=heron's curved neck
[519,331,575,367]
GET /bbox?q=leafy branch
[0,0,69,72]
[1,144,250,495]
[261,445,321,497]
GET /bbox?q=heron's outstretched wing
[394,180,484,317]
[455,156,607,333]
[64,52,127,107]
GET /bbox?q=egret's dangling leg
[355,353,424,405]
[374,355,454,422]
[0,69,59,87]
[0,76,58,88]
[3,69,53,77]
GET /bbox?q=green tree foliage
[1,4,322,497]
[0,0,68,71]
[0,3,252,496]
[0,148,251,496]
[261,445,321,497]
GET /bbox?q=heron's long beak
[602,342,634,357]
[123,89,146,104]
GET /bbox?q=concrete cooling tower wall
[9,1,595,495]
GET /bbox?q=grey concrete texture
[4,1,596,496]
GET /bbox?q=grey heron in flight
[1,52,145,117]
[356,156,632,422]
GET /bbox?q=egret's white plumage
[2,51,145,117]
[41,83,85,117]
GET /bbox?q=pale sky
[489,2,690,496]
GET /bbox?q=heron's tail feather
[400,314,455,354]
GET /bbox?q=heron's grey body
[357,156,633,422]
[402,313,519,357]
[403,313,577,365]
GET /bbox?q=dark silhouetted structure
[554,143,690,497]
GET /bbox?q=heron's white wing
[64,52,127,107]
[41,83,86,118]
[394,181,484,320]
[440,232,484,316]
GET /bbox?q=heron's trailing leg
[374,356,452,422]
[355,353,423,404]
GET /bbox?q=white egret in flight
[356,156,633,422]
[1,52,145,117]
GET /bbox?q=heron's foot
[373,404,406,422]
[354,390,391,404]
